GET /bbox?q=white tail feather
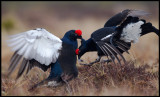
[8,28,62,66]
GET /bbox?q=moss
[2,19,15,32]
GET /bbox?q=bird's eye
[75,30,82,36]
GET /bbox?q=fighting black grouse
[77,9,159,66]
[7,28,82,90]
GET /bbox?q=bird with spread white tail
[7,28,82,90]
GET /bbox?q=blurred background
[1,1,159,96]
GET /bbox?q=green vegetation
[2,19,15,32]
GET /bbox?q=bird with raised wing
[7,28,82,90]
[77,9,159,66]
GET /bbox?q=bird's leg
[78,59,84,62]
[80,56,102,66]
[100,59,112,64]
[28,78,50,91]
[28,76,62,91]
[100,56,115,64]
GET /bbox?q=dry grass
[1,61,159,96]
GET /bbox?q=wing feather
[94,40,126,65]
[104,9,150,27]
[7,28,62,78]
[100,46,116,65]
[11,40,26,52]
[8,37,24,47]
[26,61,30,75]
[9,51,18,64]
[103,45,122,65]
[8,55,22,76]
[116,43,129,54]
[105,43,126,64]
[116,41,130,49]
[16,58,28,79]
[96,42,116,65]
[8,28,62,65]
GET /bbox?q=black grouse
[7,28,82,90]
[77,9,159,66]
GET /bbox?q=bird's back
[91,27,116,42]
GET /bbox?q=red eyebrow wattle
[75,30,82,36]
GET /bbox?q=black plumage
[104,9,131,27]
[7,28,82,90]
[78,27,131,66]
[104,9,150,27]
[78,9,159,66]
[58,42,78,81]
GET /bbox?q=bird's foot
[79,63,93,66]
[100,59,112,64]
[78,59,84,62]
[28,77,62,91]
[46,80,62,87]
[79,56,102,66]
[28,79,48,91]
[78,59,92,66]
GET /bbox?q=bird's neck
[78,38,97,59]
[61,37,78,49]
[85,38,97,51]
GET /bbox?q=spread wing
[91,27,130,65]
[104,9,150,27]
[7,28,62,79]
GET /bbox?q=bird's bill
[77,35,82,39]
[77,49,84,60]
